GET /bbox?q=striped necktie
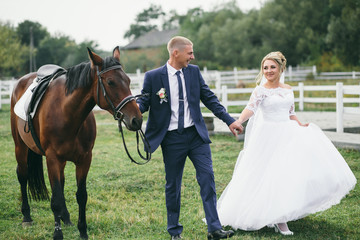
[176,71,184,133]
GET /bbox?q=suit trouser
[161,126,222,236]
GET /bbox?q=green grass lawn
[0,104,359,240]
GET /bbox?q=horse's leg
[46,157,67,240]
[15,143,33,226]
[76,153,92,240]
[59,164,73,226]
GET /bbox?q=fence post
[10,78,15,94]
[336,82,344,133]
[221,85,228,112]
[136,68,143,88]
[298,82,304,111]
[288,65,292,81]
[0,81,2,109]
[353,71,356,79]
[233,67,238,85]
[215,71,221,93]
[312,65,317,75]
[202,67,209,84]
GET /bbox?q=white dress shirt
[166,62,194,131]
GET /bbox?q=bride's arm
[237,108,254,124]
[237,86,261,125]
[290,115,309,127]
[288,91,308,127]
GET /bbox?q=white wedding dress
[217,86,357,231]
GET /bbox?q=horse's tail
[27,149,49,201]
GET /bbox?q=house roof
[122,29,179,50]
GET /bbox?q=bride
[216,51,357,235]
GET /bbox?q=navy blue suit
[137,64,235,235]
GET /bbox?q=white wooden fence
[127,65,360,90]
[0,79,15,109]
[203,83,360,133]
[1,69,360,133]
[335,83,360,133]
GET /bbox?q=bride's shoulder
[281,83,292,89]
[253,85,265,93]
[251,85,267,97]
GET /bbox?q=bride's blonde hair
[255,51,287,85]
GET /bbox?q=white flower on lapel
[157,88,168,104]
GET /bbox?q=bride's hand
[290,116,309,127]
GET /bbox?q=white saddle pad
[14,79,39,121]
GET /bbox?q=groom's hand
[229,120,243,136]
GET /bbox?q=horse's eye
[107,79,115,86]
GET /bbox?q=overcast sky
[1,0,264,51]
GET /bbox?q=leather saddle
[27,64,66,118]
[36,64,65,81]
[25,64,67,154]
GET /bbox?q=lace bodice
[246,86,295,121]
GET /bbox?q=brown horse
[10,47,143,239]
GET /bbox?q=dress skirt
[217,119,356,231]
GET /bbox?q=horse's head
[88,47,143,131]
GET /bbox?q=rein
[118,119,151,165]
[96,65,151,165]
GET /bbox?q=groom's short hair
[167,36,193,55]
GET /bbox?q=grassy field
[0,104,359,240]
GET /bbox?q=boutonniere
[157,88,168,104]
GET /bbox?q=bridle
[96,65,151,164]
[96,65,135,121]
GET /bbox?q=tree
[124,4,165,40]
[0,21,28,77]
[179,2,248,68]
[124,0,359,70]
[212,10,266,68]
[162,10,181,30]
[36,34,76,67]
[16,20,50,72]
[255,0,331,66]
[17,21,99,69]
[62,40,99,67]
[326,0,360,66]
[16,20,49,47]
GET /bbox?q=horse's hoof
[22,221,33,227]
[80,232,88,240]
[53,229,63,240]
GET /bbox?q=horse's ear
[87,47,103,68]
[113,46,120,62]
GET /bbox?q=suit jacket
[137,64,235,153]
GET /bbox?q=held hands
[229,120,244,136]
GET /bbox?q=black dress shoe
[207,229,234,240]
[171,234,182,240]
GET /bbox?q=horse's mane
[65,56,121,95]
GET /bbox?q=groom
[137,36,242,239]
